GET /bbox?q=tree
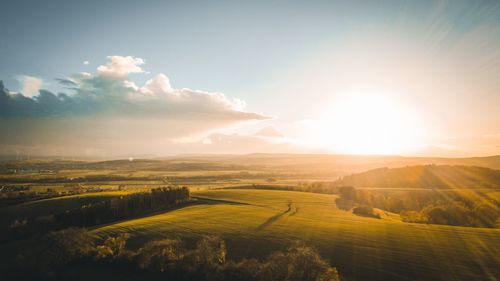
[338,186,356,201]
[96,233,130,260]
[192,235,227,267]
[23,228,96,279]
[42,228,95,266]
[260,242,340,281]
[353,206,380,218]
[136,239,183,272]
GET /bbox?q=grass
[92,189,500,281]
[2,159,499,280]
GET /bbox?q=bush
[14,228,96,280]
[473,203,498,227]
[352,206,380,218]
[259,242,340,281]
[192,235,227,267]
[136,239,183,272]
[41,228,95,266]
[95,233,131,260]
[13,232,341,281]
[400,210,427,223]
[108,235,340,281]
[338,186,356,201]
[222,259,262,281]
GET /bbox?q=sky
[1,0,499,158]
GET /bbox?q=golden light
[304,91,425,155]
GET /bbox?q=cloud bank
[18,75,43,98]
[166,128,307,155]
[0,56,270,156]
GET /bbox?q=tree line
[55,186,189,227]
[225,182,338,194]
[7,228,341,281]
[4,187,190,241]
[336,186,499,227]
[225,183,498,227]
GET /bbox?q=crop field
[92,189,500,281]
[1,157,499,281]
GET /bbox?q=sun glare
[305,92,424,155]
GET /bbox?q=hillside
[89,189,499,281]
[164,154,500,172]
[333,165,500,189]
[1,188,498,280]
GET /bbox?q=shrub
[400,210,427,223]
[42,228,95,266]
[95,233,131,260]
[424,206,454,225]
[191,235,227,267]
[222,258,262,281]
[136,239,183,272]
[14,233,341,281]
[16,228,96,279]
[352,206,380,218]
[338,186,356,201]
[259,242,340,281]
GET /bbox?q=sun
[305,92,424,155]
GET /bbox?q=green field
[1,157,500,280]
[91,189,500,281]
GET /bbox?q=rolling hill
[88,189,499,281]
[333,165,500,189]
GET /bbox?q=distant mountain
[3,153,500,179]
[253,126,284,138]
[162,154,500,174]
[333,165,500,189]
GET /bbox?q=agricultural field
[0,155,499,281]
[92,189,499,281]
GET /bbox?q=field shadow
[335,198,355,210]
[191,197,251,206]
[256,208,291,231]
[256,212,287,231]
[289,207,299,216]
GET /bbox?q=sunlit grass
[92,189,500,281]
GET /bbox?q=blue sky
[2,0,338,95]
[1,1,460,102]
[1,0,500,157]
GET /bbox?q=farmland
[0,154,499,281]
[92,189,499,281]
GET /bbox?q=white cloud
[163,130,308,155]
[59,57,268,121]
[140,74,172,95]
[19,75,43,97]
[83,61,89,65]
[96,55,145,78]
[0,56,271,156]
